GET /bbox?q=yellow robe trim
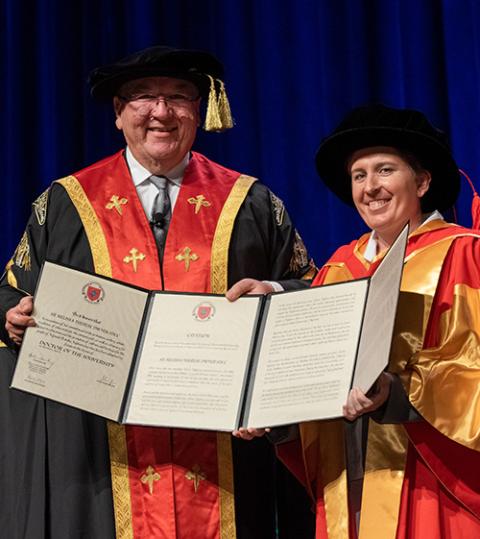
[320,263,353,285]
[57,176,133,539]
[210,173,256,539]
[56,176,112,278]
[5,259,18,289]
[7,268,18,289]
[210,175,256,294]
[358,421,409,538]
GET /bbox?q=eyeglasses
[118,93,199,113]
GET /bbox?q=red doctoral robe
[281,218,480,538]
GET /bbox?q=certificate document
[11,263,263,429]
[124,293,261,430]
[11,263,150,421]
[244,224,407,427]
[11,226,407,430]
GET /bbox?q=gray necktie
[149,175,172,260]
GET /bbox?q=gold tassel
[204,75,222,132]
[216,79,234,130]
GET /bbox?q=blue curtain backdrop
[2,0,480,268]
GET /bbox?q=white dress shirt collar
[363,210,444,262]
[125,147,189,187]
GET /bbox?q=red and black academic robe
[0,150,315,539]
[280,219,480,539]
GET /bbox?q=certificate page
[12,262,149,420]
[244,280,369,428]
[124,293,262,431]
[352,225,408,391]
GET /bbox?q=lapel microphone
[150,212,167,229]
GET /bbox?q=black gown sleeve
[227,182,316,538]
[371,374,422,423]
[0,187,50,345]
[227,182,316,289]
[0,184,94,342]
[0,184,114,539]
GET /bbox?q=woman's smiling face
[349,146,431,247]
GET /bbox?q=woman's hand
[232,427,270,440]
[342,372,393,421]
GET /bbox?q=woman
[280,105,480,538]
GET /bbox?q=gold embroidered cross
[140,465,161,495]
[106,195,128,215]
[123,248,146,272]
[185,464,206,493]
[175,247,199,271]
[188,194,211,214]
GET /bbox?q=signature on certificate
[28,353,55,374]
[96,375,116,388]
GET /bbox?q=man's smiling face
[114,76,200,174]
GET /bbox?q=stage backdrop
[2,0,480,268]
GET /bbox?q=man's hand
[226,279,274,301]
[342,372,393,421]
[232,427,270,440]
[5,296,35,345]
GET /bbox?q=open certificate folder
[11,226,408,431]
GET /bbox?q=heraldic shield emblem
[82,282,105,304]
[192,302,215,321]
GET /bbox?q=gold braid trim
[107,422,134,539]
[0,340,6,348]
[56,175,133,537]
[211,174,255,539]
[216,432,236,539]
[211,175,256,294]
[55,176,112,277]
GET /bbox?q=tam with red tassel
[459,169,480,230]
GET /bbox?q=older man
[0,47,315,539]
